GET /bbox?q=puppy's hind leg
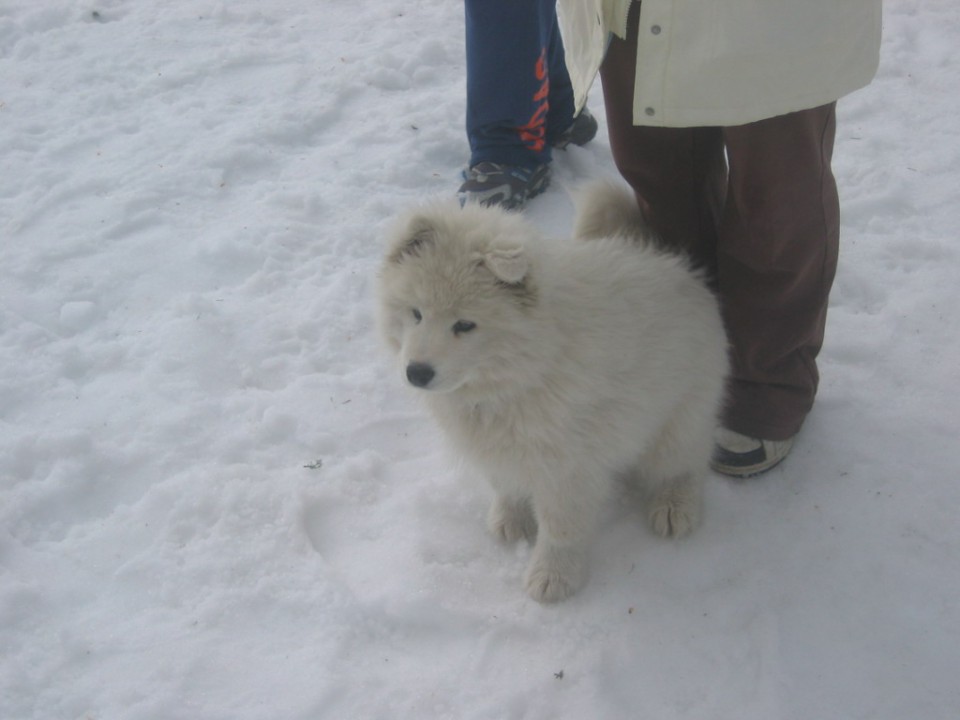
[647,473,702,538]
[640,406,712,538]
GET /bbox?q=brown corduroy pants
[600,13,840,441]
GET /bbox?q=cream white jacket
[557,0,882,127]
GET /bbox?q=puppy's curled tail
[573,180,651,242]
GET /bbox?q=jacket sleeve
[556,0,632,116]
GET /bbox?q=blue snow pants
[464,0,576,170]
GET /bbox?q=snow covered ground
[2,2,958,718]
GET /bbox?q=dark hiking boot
[458,161,551,211]
[553,107,599,149]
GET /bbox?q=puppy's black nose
[406,362,436,388]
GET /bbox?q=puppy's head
[377,202,538,393]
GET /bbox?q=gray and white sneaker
[457,161,550,211]
[711,427,795,478]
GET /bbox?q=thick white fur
[377,182,729,603]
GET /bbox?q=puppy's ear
[483,245,529,284]
[388,214,436,264]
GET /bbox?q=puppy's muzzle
[406,362,436,388]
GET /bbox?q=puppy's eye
[452,320,477,336]
[412,308,422,323]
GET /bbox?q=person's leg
[465,0,553,169]
[598,2,725,273]
[718,103,840,441]
[541,0,575,146]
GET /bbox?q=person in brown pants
[602,25,839,475]
[556,0,882,475]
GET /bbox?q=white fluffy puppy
[377,182,728,603]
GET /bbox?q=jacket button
[651,25,661,35]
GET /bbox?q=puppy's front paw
[488,496,537,544]
[524,545,585,603]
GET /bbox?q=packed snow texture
[2,2,959,719]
